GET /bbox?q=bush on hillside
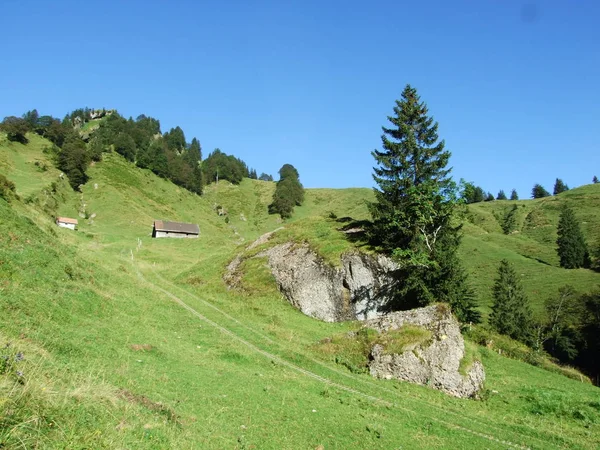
[0,174,17,202]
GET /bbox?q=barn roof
[56,217,78,225]
[153,220,199,235]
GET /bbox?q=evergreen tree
[189,137,202,161]
[259,173,274,181]
[114,132,136,162]
[553,178,569,195]
[164,126,186,151]
[501,204,518,235]
[368,84,474,314]
[593,176,598,184]
[531,184,550,198]
[496,189,507,200]
[489,259,533,343]
[485,192,495,202]
[22,109,39,128]
[58,138,90,190]
[556,205,588,269]
[461,181,485,203]
[510,189,519,200]
[269,163,305,218]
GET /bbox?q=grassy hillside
[1,133,599,449]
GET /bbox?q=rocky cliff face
[258,243,399,322]
[365,304,485,398]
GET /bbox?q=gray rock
[258,243,399,322]
[365,304,485,398]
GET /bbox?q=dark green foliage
[502,204,519,235]
[578,289,600,383]
[42,119,72,147]
[259,173,274,182]
[556,205,588,269]
[249,168,257,179]
[269,164,305,219]
[189,138,202,162]
[510,189,519,200]
[489,259,534,344]
[532,184,550,198]
[485,192,494,202]
[368,85,475,317]
[138,139,169,178]
[164,126,186,151]
[553,178,569,195]
[58,138,90,190]
[0,174,17,202]
[593,176,598,184]
[497,190,507,200]
[202,149,249,185]
[543,286,582,362]
[461,181,485,203]
[114,133,136,162]
[22,109,39,128]
[0,116,30,143]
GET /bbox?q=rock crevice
[257,243,399,322]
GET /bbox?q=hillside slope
[1,133,599,449]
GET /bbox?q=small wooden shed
[152,220,199,238]
[56,217,78,230]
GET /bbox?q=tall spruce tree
[497,189,507,200]
[553,178,569,195]
[490,259,533,343]
[593,176,598,184]
[556,205,588,268]
[510,189,519,200]
[368,84,477,320]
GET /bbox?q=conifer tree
[593,176,598,184]
[553,178,569,195]
[485,192,495,202]
[510,189,519,200]
[501,204,518,234]
[490,259,533,343]
[189,137,202,161]
[368,84,477,318]
[556,205,588,269]
[532,184,550,198]
[269,163,304,218]
[497,189,507,200]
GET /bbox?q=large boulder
[257,243,398,322]
[365,304,485,398]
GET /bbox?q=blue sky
[1,0,598,196]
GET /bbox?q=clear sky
[1,0,598,196]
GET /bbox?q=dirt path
[133,263,537,449]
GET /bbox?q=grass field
[1,133,599,448]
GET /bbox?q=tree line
[460,177,596,204]
[0,109,274,194]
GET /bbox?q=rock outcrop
[257,243,398,322]
[365,304,485,398]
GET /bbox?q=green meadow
[1,133,599,449]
